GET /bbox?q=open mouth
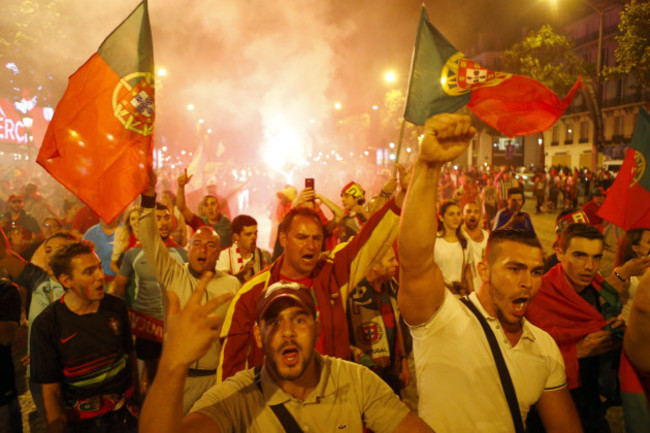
[301,253,315,262]
[512,297,529,314]
[281,347,300,366]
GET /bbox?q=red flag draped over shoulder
[38,1,154,223]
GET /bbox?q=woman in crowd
[434,200,474,296]
[109,206,140,274]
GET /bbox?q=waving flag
[598,107,650,230]
[404,6,581,137]
[38,1,154,223]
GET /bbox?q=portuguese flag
[598,107,650,230]
[38,1,154,223]
[404,5,581,137]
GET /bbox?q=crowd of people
[0,114,649,433]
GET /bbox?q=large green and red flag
[38,1,154,223]
[404,6,581,137]
[598,108,650,230]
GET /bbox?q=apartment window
[565,122,574,144]
[613,116,624,142]
[580,121,589,143]
[551,125,559,146]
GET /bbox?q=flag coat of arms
[37,1,154,223]
[598,107,650,230]
[404,6,581,137]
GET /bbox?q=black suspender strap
[253,366,304,433]
[459,297,526,433]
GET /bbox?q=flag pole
[392,119,406,177]
[393,5,425,178]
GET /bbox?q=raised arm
[398,114,474,326]
[140,171,190,299]
[176,169,196,223]
[316,192,344,226]
[0,226,27,279]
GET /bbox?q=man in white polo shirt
[398,113,581,432]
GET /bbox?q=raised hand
[177,168,193,189]
[162,272,234,369]
[144,168,157,197]
[418,114,475,165]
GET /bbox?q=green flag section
[403,6,471,125]
[404,5,581,137]
[37,1,154,223]
[598,108,650,230]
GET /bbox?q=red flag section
[467,73,582,138]
[597,148,650,230]
[37,2,153,223]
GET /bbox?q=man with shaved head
[139,172,240,413]
[398,113,581,432]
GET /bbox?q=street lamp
[384,71,396,83]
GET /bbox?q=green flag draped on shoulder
[404,5,581,137]
[38,1,154,223]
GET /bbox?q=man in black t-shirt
[30,241,139,433]
[0,280,22,433]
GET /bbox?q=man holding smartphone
[492,187,537,236]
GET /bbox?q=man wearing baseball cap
[1,193,41,240]
[141,277,432,433]
[339,181,368,243]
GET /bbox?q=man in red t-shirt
[582,187,606,231]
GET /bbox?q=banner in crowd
[403,5,581,137]
[37,1,154,223]
[598,107,650,230]
[128,308,164,343]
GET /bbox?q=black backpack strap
[253,366,304,433]
[459,297,525,433]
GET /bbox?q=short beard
[488,276,523,331]
[264,340,313,381]
[465,219,479,230]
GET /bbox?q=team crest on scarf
[112,72,155,136]
[359,321,383,344]
[630,150,646,188]
[441,52,512,96]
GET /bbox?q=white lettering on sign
[0,105,28,144]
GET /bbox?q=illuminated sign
[0,97,50,148]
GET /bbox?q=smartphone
[305,178,315,189]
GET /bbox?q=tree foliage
[604,0,650,89]
[502,25,591,95]
[0,0,69,105]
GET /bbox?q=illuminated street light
[187,104,195,111]
[385,71,396,83]
[372,105,379,110]
[156,67,167,77]
[334,102,342,110]
[199,118,204,124]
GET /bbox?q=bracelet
[379,190,392,199]
[614,270,627,282]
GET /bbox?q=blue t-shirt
[83,224,119,277]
